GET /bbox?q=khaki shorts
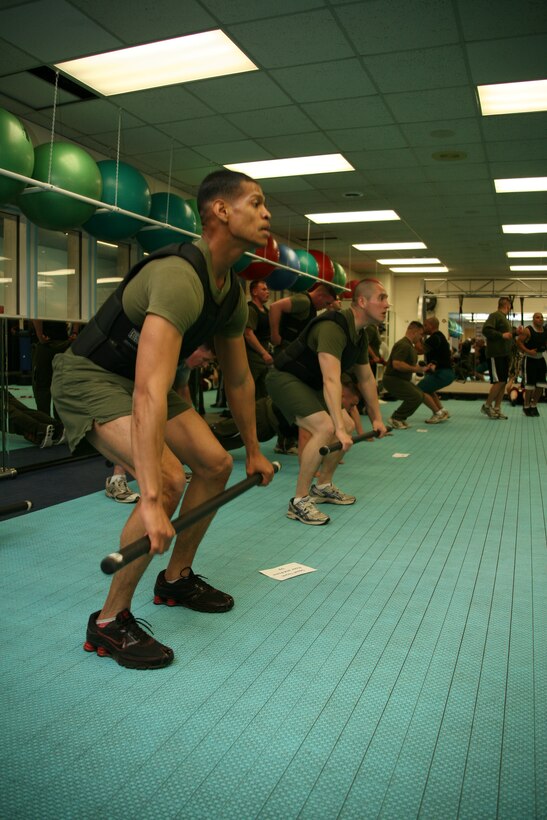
[266,368,327,425]
[52,348,189,453]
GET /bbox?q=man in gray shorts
[266,279,389,525]
[52,170,274,669]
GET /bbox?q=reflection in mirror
[0,210,19,316]
[95,240,130,309]
[36,227,81,320]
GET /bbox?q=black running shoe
[154,568,234,612]
[83,609,174,669]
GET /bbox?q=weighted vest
[71,242,242,380]
[279,293,316,343]
[247,301,270,344]
[274,311,363,390]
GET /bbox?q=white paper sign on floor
[259,562,317,581]
[392,452,410,458]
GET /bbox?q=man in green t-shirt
[480,297,516,419]
[382,321,433,429]
[244,279,273,399]
[51,170,274,670]
[266,279,389,526]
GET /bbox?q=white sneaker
[310,483,356,505]
[388,417,409,430]
[105,475,140,504]
[287,496,330,525]
[439,408,450,418]
[425,414,443,424]
[39,424,54,448]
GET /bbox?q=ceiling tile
[0,37,41,75]
[0,0,122,62]
[400,118,482,147]
[226,105,317,138]
[257,132,337,156]
[93,125,179,155]
[110,87,215,123]
[129,146,208,173]
[486,139,547,163]
[228,9,354,68]
[186,72,291,114]
[466,34,547,84]
[337,0,459,55]
[159,115,246,145]
[0,72,79,108]
[199,0,325,24]
[270,59,376,102]
[194,140,272,164]
[385,86,478,123]
[458,0,547,40]
[481,112,547,143]
[346,148,420,170]
[327,125,407,151]
[69,0,216,44]
[302,96,394,130]
[38,99,143,135]
[364,45,468,93]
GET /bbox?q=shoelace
[121,614,155,638]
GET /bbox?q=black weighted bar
[319,426,393,456]
[101,461,281,575]
[0,500,33,518]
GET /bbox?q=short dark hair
[352,278,382,303]
[250,279,268,295]
[197,169,255,223]
[498,297,512,309]
[408,321,424,331]
[310,282,337,299]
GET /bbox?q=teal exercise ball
[136,193,197,252]
[17,142,101,230]
[0,108,34,204]
[289,249,319,292]
[84,160,151,241]
[186,197,202,236]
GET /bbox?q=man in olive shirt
[383,321,434,429]
[244,279,273,399]
[267,278,389,525]
[481,297,515,419]
[52,170,274,670]
[268,282,337,349]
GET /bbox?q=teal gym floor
[1,399,545,819]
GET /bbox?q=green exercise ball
[136,193,197,252]
[17,142,101,230]
[185,198,202,236]
[332,261,347,289]
[84,160,151,241]
[289,249,319,292]
[0,108,34,204]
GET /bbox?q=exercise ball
[84,160,151,241]
[289,249,319,292]
[332,262,347,289]
[0,108,34,204]
[186,198,202,236]
[308,249,334,282]
[238,235,279,281]
[17,142,101,231]
[136,193,197,252]
[267,244,299,291]
[343,278,360,299]
[232,248,257,274]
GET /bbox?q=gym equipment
[319,427,393,455]
[136,193,197,252]
[0,500,32,517]
[308,249,335,282]
[289,249,319,292]
[0,107,34,204]
[267,244,299,290]
[238,236,279,281]
[101,462,282,574]
[17,142,101,230]
[84,160,151,241]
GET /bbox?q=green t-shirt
[384,336,417,381]
[306,308,368,365]
[288,293,313,323]
[123,237,248,339]
[482,310,512,357]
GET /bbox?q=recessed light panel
[226,154,354,179]
[478,79,547,115]
[495,177,547,193]
[506,251,547,258]
[306,210,399,224]
[353,242,427,251]
[389,266,449,273]
[502,224,547,234]
[377,258,441,265]
[55,31,258,96]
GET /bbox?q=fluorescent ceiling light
[97,277,124,284]
[507,251,547,258]
[55,31,257,96]
[502,224,547,234]
[377,257,441,265]
[37,269,76,277]
[0,277,13,283]
[97,241,119,249]
[306,210,399,224]
[509,265,547,271]
[353,242,427,251]
[390,266,449,273]
[226,154,353,179]
[495,177,547,193]
[478,79,547,115]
